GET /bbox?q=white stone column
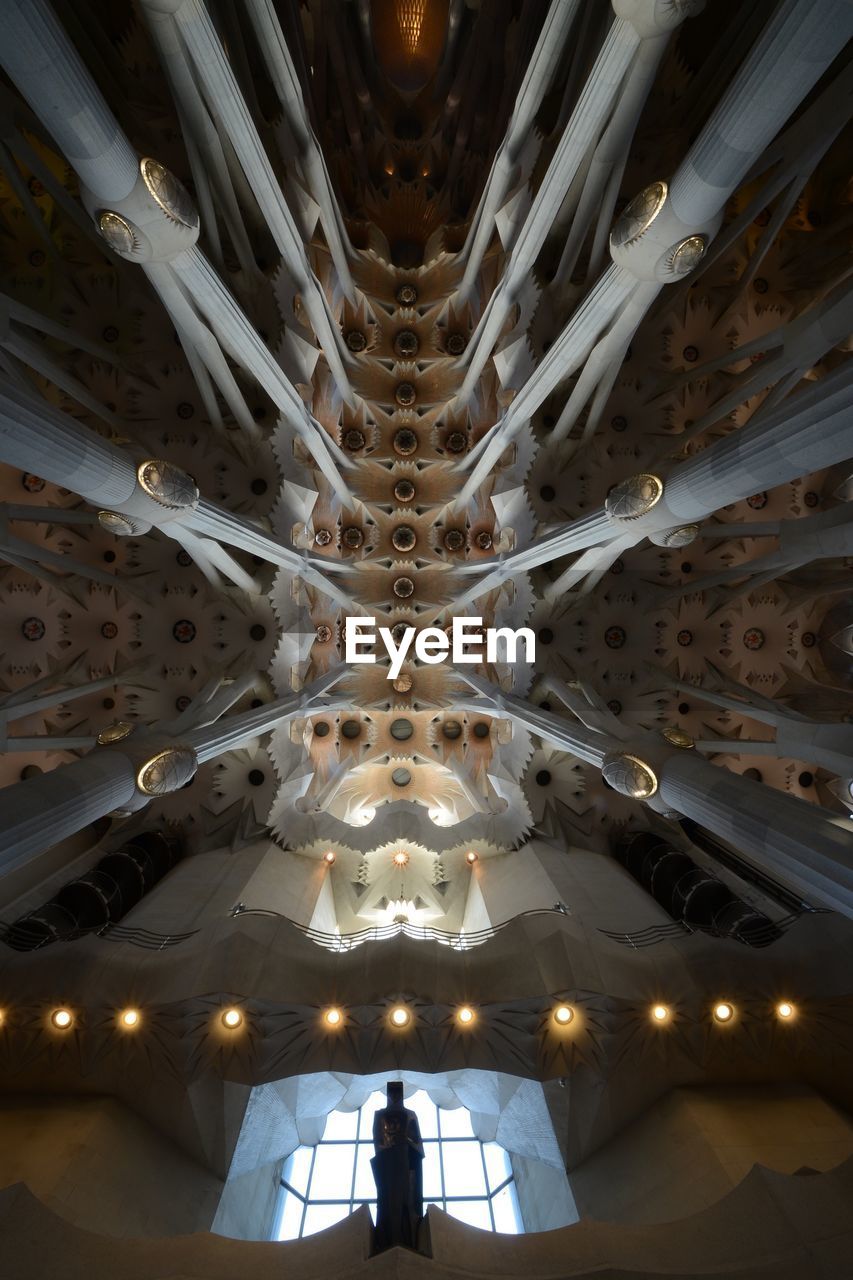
[0,381,137,509]
[186,672,346,762]
[454,360,853,595]
[458,675,613,767]
[0,751,139,877]
[162,0,352,397]
[0,0,138,201]
[662,362,853,524]
[455,265,637,509]
[0,380,351,602]
[669,0,853,230]
[244,0,354,298]
[456,0,582,301]
[656,751,853,918]
[457,16,642,403]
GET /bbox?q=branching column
[655,752,853,918]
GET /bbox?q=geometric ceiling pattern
[0,5,852,1259]
[0,0,845,1177]
[0,0,850,888]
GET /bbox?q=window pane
[491,1181,523,1234]
[283,1146,313,1196]
[442,1141,486,1197]
[447,1199,492,1230]
[408,1091,439,1138]
[438,1106,474,1138]
[322,1108,359,1140]
[358,1092,388,1138]
[276,1189,305,1240]
[353,1142,377,1200]
[311,1142,355,1199]
[421,1141,442,1198]
[302,1203,351,1236]
[482,1141,512,1190]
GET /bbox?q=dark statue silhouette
[371,1081,425,1252]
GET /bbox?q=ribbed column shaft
[459,679,612,767]
[0,751,138,877]
[0,0,138,201]
[188,679,346,762]
[658,752,853,917]
[664,363,853,521]
[670,0,853,226]
[0,382,137,507]
[458,0,581,296]
[506,21,639,296]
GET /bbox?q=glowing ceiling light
[465,850,479,864]
[323,850,336,865]
[776,1000,796,1021]
[713,1001,734,1023]
[390,1005,411,1028]
[323,1007,343,1028]
[651,1004,670,1023]
[396,0,427,54]
[456,1006,476,1026]
[51,1008,73,1030]
[393,850,410,868]
[119,1008,140,1030]
[553,1004,574,1026]
[221,1007,243,1030]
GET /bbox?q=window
[274,1088,523,1238]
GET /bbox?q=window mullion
[436,1104,447,1212]
[480,1142,496,1231]
[299,1146,317,1238]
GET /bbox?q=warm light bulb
[323,850,336,865]
[393,851,409,867]
[221,1007,243,1029]
[776,1000,795,1021]
[553,1005,574,1026]
[324,1007,343,1028]
[390,1005,411,1028]
[457,1006,476,1026]
[713,1001,734,1023]
[652,1004,669,1023]
[119,1008,140,1029]
[51,1008,73,1030]
[465,850,478,864]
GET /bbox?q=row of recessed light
[322,850,481,867]
[2,1000,798,1034]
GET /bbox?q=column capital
[609,179,720,282]
[84,156,199,263]
[613,0,705,39]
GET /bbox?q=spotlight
[393,851,410,868]
[651,1004,669,1023]
[221,1007,243,1030]
[390,1005,411,1028]
[51,1008,73,1030]
[323,850,336,865]
[553,1005,574,1026]
[323,1007,343,1028]
[456,1006,476,1026]
[119,1008,140,1030]
[713,1001,734,1023]
[465,850,478,865]
[776,1000,796,1021]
